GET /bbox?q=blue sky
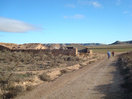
[0,0,132,44]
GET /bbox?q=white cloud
[0,17,40,33]
[65,4,76,8]
[78,0,102,8]
[91,1,102,8]
[64,14,85,19]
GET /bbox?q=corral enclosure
[0,44,78,56]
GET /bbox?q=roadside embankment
[117,51,132,99]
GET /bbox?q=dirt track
[17,57,124,99]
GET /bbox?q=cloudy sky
[0,0,132,44]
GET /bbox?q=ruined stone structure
[85,47,93,54]
[88,50,93,54]
[0,43,78,56]
[79,47,93,55]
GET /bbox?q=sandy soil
[17,56,124,99]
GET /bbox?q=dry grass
[0,49,83,98]
[0,50,81,71]
[0,48,102,98]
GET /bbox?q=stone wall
[0,44,78,56]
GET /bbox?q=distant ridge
[80,43,105,46]
[0,40,131,50]
[111,40,132,45]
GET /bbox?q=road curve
[17,57,124,99]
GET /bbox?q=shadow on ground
[93,59,125,99]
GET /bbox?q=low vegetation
[0,50,81,71]
[39,73,51,81]
[117,52,132,99]
[0,49,85,99]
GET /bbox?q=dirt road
[17,57,124,99]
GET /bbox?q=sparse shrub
[60,69,67,74]
[79,63,85,67]
[0,50,83,71]
[4,85,24,99]
[89,60,95,64]
[26,85,34,91]
[67,57,72,61]
[39,73,51,81]
[0,49,86,98]
[12,73,34,82]
[75,57,80,61]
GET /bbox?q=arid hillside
[14,43,47,50]
[0,42,18,49]
[0,43,48,50]
[0,47,103,99]
[0,43,68,50]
